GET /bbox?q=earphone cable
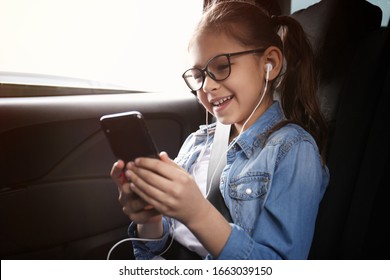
[106,217,176,260]
[206,74,270,197]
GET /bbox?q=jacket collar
[234,101,285,158]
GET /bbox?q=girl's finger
[134,156,187,184]
[129,182,167,211]
[110,160,125,185]
[126,163,172,194]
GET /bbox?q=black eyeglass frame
[182,47,266,94]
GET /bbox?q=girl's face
[188,32,273,133]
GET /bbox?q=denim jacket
[128,101,329,259]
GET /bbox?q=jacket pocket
[228,172,270,233]
[229,172,270,200]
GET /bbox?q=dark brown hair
[193,1,328,163]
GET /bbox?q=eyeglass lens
[183,54,231,91]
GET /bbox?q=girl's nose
[202,73,219,93]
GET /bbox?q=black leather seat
[293,0,390,259]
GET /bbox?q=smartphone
[100,111,159,163]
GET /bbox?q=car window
[291,0,321,13]
[2,0,388,97]
[367,0,390,26]
[292,0,389,27]
[0,0,203,95]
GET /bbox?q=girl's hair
[192,1,328,163]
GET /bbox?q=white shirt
[171,143,211,257]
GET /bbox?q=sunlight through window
[0,0,203,93]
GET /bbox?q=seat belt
[162,121,233,260]
[206,121,233,222]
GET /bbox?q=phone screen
[100,111,159,162]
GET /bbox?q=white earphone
[265,63,273,82]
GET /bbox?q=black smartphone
[100,111,159,163]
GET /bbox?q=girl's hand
[126,152,210,227]
[127,152,232,257]
[110,160,162,224]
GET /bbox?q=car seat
[293,0,390,259]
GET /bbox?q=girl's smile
[209,95,233,112]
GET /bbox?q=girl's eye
[208,55,230,79]
[216,64,229,71]
[193,73,202,81]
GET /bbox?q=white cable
[106,218,176,260]
[107,237,159,260]
[158,217,176,257]
[192,110,211,178]
[206,74,270,197]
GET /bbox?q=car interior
[1,0,389,260]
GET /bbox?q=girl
[111,1,329,260]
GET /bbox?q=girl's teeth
[213,96,231,106]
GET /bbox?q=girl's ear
[262,46,283,81]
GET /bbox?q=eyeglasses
[182,47,265,93]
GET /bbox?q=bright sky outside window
[0,0,203,93]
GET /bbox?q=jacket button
[245,188,252,194]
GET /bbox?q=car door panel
[0,91,204,259]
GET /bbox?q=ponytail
[270,15,328,163]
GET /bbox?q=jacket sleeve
[128,216,171,260]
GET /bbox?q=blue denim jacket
[128,101,329,259]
